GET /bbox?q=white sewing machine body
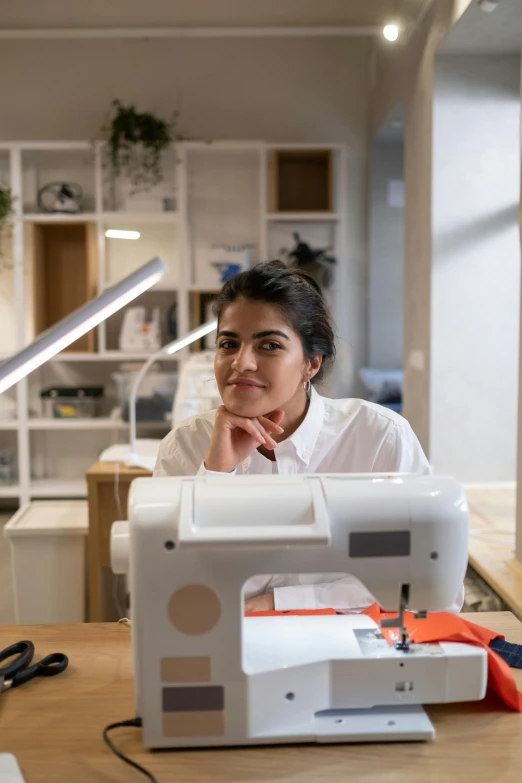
[111,474,487,749]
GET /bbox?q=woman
[154,261,463,614]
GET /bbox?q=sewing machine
[110,474,487,749]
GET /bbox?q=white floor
[0,512,15,624]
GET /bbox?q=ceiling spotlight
[383,24,400,42]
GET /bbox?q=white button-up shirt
[154,387,464,613]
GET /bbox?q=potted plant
[100,100,180,193]
[0,185,13,228]
[0,185,14,260]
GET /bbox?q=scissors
[0,640,68,693]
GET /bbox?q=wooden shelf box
[273,150,333,213]
[190,290,218,352]
[31,221,97,352]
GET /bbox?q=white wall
[0,37,370,396]
[431,54,521,481]
[368,140,404,369]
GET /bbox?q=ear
[307,355,323,381]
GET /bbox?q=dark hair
[212,261,336,385]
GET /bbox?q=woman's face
[214,298,319,418]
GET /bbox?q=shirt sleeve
[153,418,237,478]
[153,437,191,477]
[153,418,209,477]
[372,421,432,475]
[273,577,376,612]
[196,464,237,476]
[273,578,464,614]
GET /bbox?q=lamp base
[98,440,161,472]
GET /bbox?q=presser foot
[379,585,428,653]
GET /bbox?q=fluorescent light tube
[0,256,167,394]
[105,229,141,240]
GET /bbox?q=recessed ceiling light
[383,24,400,42]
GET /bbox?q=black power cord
[103,718,158,783]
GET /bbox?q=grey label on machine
[349,530,411,558]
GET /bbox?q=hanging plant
[0,185,14,263]
[100,100,180,193]
[0,185,13,229]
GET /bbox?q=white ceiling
[0,0,428,30]
[439,0,522,54]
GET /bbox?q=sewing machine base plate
[312,704,434,743]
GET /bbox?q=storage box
[4,500,87,624]
[40,386,104,418]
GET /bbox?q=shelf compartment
[271,149,333,213]
[104,218,179,289]
[104,289,178,353]
[30,221,97,352]
[21,148,96,213]
[189,291,218,352]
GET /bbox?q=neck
[277,388,310,442]
[257,388,310,461]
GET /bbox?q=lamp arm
[129,351,165,455]
[128,318,218,456]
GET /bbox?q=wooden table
[86,461,150,622]
[466,484,522,619]
[1,613,522,783]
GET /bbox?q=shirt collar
[282,386,325,465]
[239,387,325,472]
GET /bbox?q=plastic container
[40,387,104,419]
[4,500,88,624]
[112,371,178,422]
[0,448,17,486]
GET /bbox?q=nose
[231,343,257,373]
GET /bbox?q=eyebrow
[216,330,290,341]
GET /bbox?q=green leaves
[0,186,13,226]
[102,100,176,193]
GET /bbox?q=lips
[228,378,265,389]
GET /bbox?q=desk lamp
[99,319,217,471]
[0,257,167,393]
[128,320,217,459]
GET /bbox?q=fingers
[266,409,285,426]
[227,413,278,450]
[217,407,285,451]
[257,415,284,435]
[226,414,268,446]
[248,417,279,450]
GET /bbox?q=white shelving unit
[0,140,348,504]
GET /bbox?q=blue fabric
[490,638,522,669]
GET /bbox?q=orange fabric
[246,609,336,617]
[362,604,522,712]
[247,605,522,711]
